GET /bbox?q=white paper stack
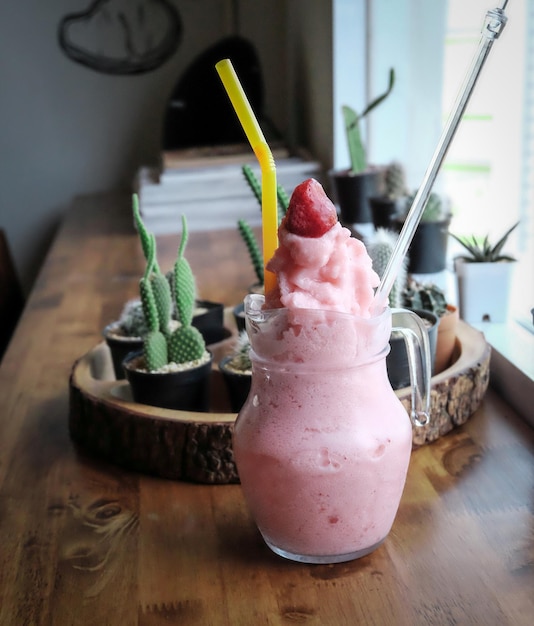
[134,146,324,234]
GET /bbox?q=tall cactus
[168,216,206,364]
[238,219,264,285]
[242,163,289,220]
[132,196,206,371]
[239,164,291,287]
[367,228,407,308]
[138,231,172,370]
[343,68,395,174]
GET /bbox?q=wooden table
[1,192,533,625]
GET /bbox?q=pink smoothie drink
[233,303,413,561]
[233,179,414,563]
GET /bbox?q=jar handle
[391,309,431,428]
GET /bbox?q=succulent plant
[238,165,291,286]
[226,331,252,373]
[238,219,264,286]
[367,228,407,309]
[403,279,448,317]
[168,217,206,364]
[384,161,408,200]
[405,190,447,222]
[117,299,149,337]
[133,196,206,372]
[343,68,395,175]
[242,164,290,220]
[450,221,519,262]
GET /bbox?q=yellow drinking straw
[215,58,278,294]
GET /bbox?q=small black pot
[219,356,251,413]
[193,300,225,344]
[369,196,407,230]
[387,309,438,391]
[103,323,143,380]
[233,302,246,333]
[329,169,384,225]
[123,351,213,411]
[394,217,451,274]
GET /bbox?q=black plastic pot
[103,323,143,380]
[369,196,407,230]
[329,169,384,225]
[193,300,225,344]
[394,217,451,274]
[123,351,213,411]
[386,309,438,391]
[233,302,246,333]
[219,355,251,413]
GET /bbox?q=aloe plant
[450,221,519,262]
[343,68,395,175]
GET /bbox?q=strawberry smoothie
[233,179,415,563]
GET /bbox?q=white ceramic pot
[455,259,515,323]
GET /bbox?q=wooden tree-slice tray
[69,320,490,484]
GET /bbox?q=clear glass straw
[373,1,509,313]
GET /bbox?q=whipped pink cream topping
[264,221,380,317]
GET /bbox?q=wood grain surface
[0,192,533,625]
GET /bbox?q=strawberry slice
[283,178,338,237]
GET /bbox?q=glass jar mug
[233,294,431,564]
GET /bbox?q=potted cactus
[369,161,409,230]
[394,190,452,274]
[403,279,459,374]
[123,210,212,411]
[233,165,290,328]
[329,68,395,226]
[219,331,252,412]
[367,228,438,389]
[451,221,519,323]
[233,218,264,331]
[103,198,225,377]
[367,228,408,309]
[103,299,147,379]
[239,165,289,284]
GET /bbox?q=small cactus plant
[405,190,447,222]
[225,331,252,373]
[367,228,407,308]
[116,299,149,337]
[402,279,448,317]
[133,196,207,372]
[238,219,264,286]
[242,163,290,221]
[219,330,253,412]
[238,164,291,286]
[167,218,207,364]
[343,68,395,175]
[384,161,408,200]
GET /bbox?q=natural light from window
[441,0,533,326]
